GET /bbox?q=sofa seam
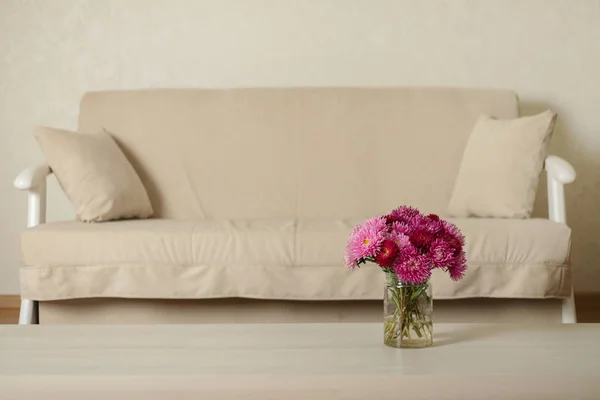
[24,292,572,302]
[20,261,572,269]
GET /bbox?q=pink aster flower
[391,221,411,235]
[441,220,465,248]
[389,232,417,257]
[407,212,429,229]
[448,250,467,280]
[344,251,358,270]
[344,216,387,268]
[394,255,432,285]
[387,206,420,224]
[374,239,398,268]
[424,214,444,234]
[429,239,454,268]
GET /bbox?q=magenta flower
[441,220,465,248]
[390,232,410,249]
[389,232,416,257]
[394,255,432,285]
[344,216,387,268]
[390,221,411,235]
[448,250,467,280]
[423,214,444,234]
[387,206,420,224]
[429,239,454,267]
[407,212,429,228]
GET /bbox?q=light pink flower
[344,216,387,268]
[344,251,358,270]
[391,221,411,235]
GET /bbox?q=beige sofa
[15,88,575,324]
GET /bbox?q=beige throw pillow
[447,110,557,218]
[35,127,153,222]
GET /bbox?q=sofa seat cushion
[21,219,295,300]
[21,218,571,301]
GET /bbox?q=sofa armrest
[14,163,51,228]
[544,155,577,323]
[545,155,575,224]
[14,163,51,191]
[545,155,576,185]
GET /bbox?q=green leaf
[409,284,428,303]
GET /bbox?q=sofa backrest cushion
[78,88,518,219]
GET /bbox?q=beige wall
[1,0,599,294]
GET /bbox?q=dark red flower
[374,239,398,268]
[409,231,435,252]
[441,233,462,255]
[427,214,440,221]
[444,233,459,247]
[384,214,396,225]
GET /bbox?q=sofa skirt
[38,298,562,324]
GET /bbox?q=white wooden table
[1,323,599,399]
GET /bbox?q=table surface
[1,323,599,399]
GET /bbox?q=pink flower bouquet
[344,206,467,348]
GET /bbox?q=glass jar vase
[383,274,433,348]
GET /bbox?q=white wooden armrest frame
[13,157,576,324]
[544,155,577,323]
[14,163,51,324]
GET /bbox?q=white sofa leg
[19,299,36,325]
[561,292,577,323]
